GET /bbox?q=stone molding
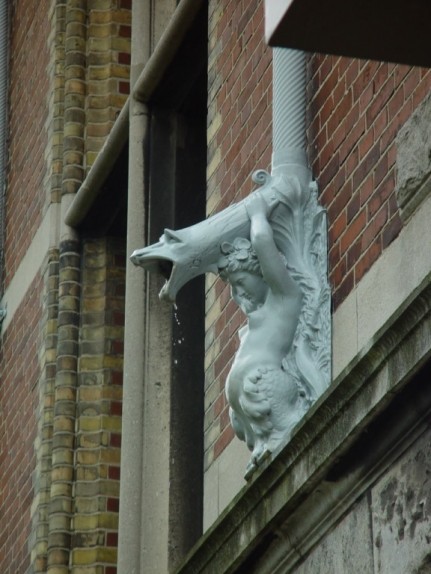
[0,203,60,333]
[175,269,431,573]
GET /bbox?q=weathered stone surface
[396,92,431,221]
[295,496,373,574]
[371,429,431,574]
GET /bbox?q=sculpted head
[218,238,268,314]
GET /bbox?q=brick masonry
[31,250,59,574]
[71,237,125,574]
[308,56,431,310]
[0,271,44,573]
[86,0,131,169]
[1,1,130,572]
[22,238,126,574]
[4,0,50,288]
[49,0,131,203]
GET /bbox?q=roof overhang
[265,0,431,68]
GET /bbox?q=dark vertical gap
[147,109,176,243]
[169,107,206,562]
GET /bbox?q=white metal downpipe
[273,48,306,150]
[271,47,308,173]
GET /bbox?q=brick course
[86,0,131,169]
[72,237,125,574]
[31,250,59,574]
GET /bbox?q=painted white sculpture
[218,190,305,476]
[131,159,331,477]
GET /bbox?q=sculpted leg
[240,368,307,474]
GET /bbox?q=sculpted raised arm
[245,192,300,300]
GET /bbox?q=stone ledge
[175,270,431,573]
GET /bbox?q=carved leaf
[272,177,331,403]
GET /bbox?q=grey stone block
[396,93,431,222]
[295,496,373,574]
[371,429,431,574]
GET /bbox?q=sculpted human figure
[218,191,306,475]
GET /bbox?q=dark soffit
[265,0,431,68]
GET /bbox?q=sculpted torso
[218,193,304,474]
[227,292,298,408]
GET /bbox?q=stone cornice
[175,271,431,573]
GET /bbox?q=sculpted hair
[217,237,262,280]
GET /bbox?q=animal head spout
[130,227,215,302]
[130,194,252,302]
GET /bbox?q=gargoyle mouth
[136,257,173,281]
[130,248,179,302]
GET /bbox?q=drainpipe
[0,0,9,323]
[117,0,151,571]
[271,48,308,176]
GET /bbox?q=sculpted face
[228,270,268,314]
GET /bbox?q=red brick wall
[4,0,50,288]
[0,273,43,573]
[309,56,431,309]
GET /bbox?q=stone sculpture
[218,191,306,476]
[131,159,331,477]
